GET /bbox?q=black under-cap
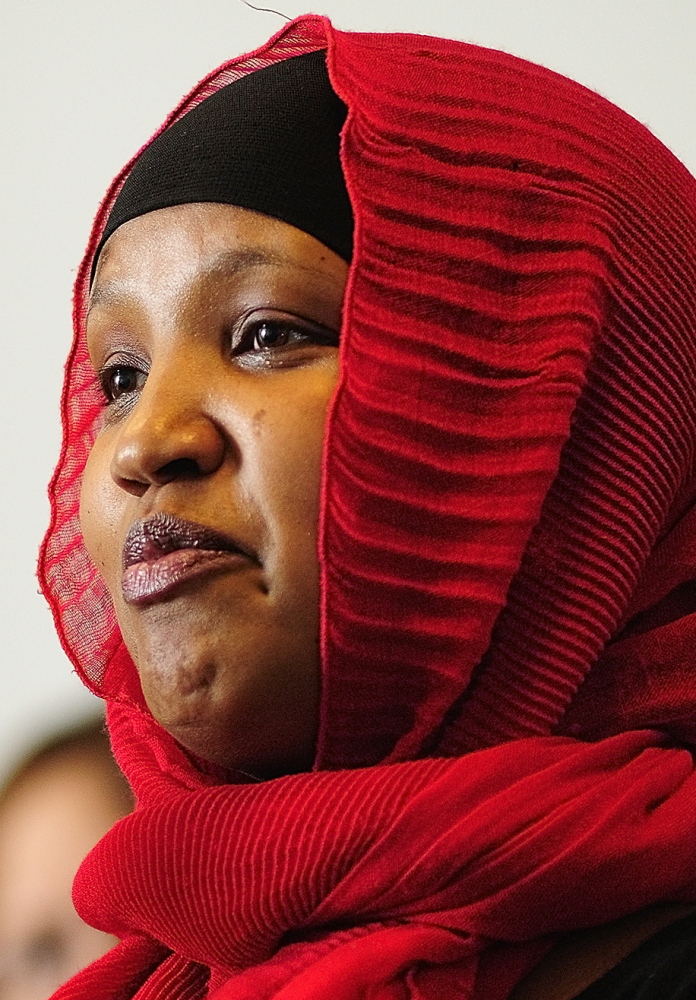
[95,50,353,272]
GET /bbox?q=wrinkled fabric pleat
[56,735,696,1000]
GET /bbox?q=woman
[40,13,696,1000]
[0,718,132,1000]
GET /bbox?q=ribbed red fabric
[39,14,696,1000]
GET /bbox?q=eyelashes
[98,365,147,405]
[230,313,339,364]
[93,312,339,409]
[97,351,148,407]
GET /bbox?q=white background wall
[1,0,694,777]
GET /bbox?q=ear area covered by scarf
[318,23,696,766]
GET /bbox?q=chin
[134,647,318,780]
[166,717,315,781]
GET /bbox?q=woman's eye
[99,364,146,403]
[234,315,338,359]
[251,322,292,351]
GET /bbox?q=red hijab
[41,15,696,1000]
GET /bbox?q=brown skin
[81,203,348,779]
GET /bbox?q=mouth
[121,511,256,606]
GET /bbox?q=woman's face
[81,203,348,779]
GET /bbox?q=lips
[121,512,255,606]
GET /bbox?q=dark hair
[0,715,133,815]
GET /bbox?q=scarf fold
[40,14,696,1000]
[59,733,696,999]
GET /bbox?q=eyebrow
[87,245,301,315]
[207,247,294,274]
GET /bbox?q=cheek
[80,436,124,588]
[248,376,335,560]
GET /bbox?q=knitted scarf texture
[40,15,696,1000]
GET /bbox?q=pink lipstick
[122,512,255,606]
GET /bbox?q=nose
[110,366,228,496]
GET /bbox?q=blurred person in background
[0,718,132,1000]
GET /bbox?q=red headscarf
[41,14,696,1000]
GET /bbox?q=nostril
[110,411,227,489]
[155,457,203,483]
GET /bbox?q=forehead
[86,203,349,343]
[92,203,346,292]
